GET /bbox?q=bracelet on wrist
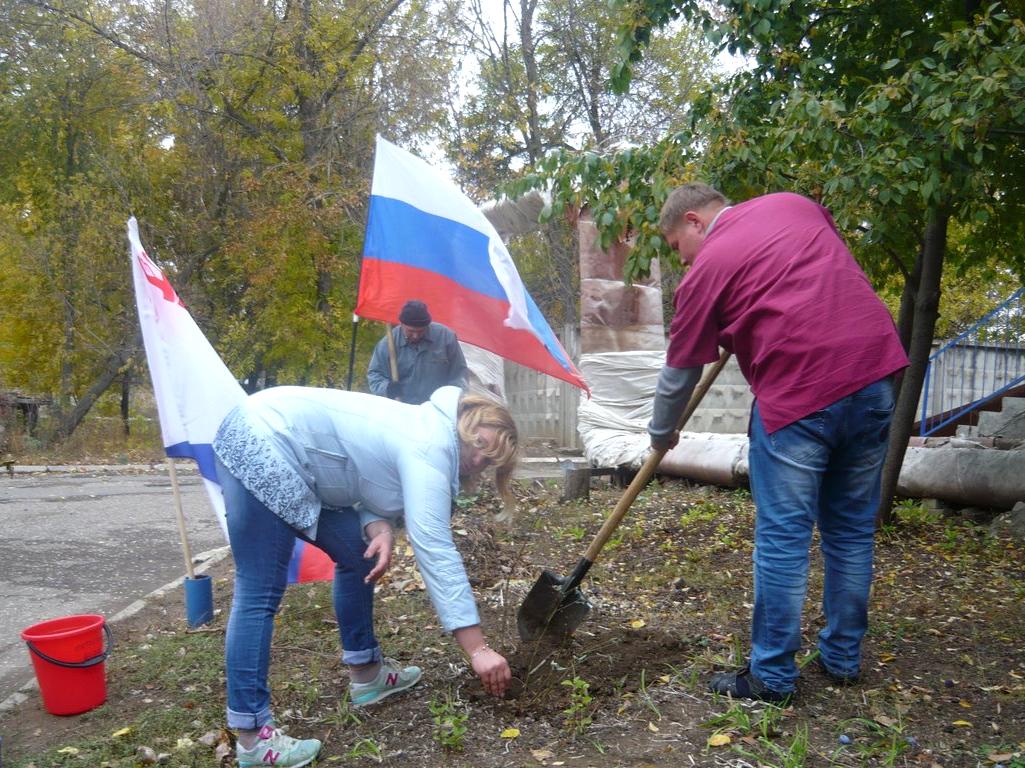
[470,643,491,660]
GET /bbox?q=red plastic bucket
[21,614,111,715]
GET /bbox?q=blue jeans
[747,377,894,693]
[216,459,380,730]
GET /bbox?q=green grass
[16,664,225,767]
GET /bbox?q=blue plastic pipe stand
[184,574,214,628]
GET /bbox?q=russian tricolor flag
[129,218,333,583]
[357,136,588,392]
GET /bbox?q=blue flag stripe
[165,442,219,484]
[523,290,574,370]
[364,196,508,301]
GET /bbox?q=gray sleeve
[648,364,703,444]
[367,335,392,396]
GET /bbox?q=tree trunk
[45,346,135,445]
[518,0,543,164]
[877,206,949,525]
[120,372,131,436]
[892,246,923,403]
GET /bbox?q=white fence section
[504,325,582,449]
[920,341,1025,435]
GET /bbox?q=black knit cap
[398,299,431,327]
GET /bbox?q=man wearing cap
[367,300,469,405]
[649,183,908,703]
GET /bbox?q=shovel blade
[517,570,592,641]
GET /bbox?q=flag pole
[167,456,214,627]
[166,457,196,579]
[346,313,360,391]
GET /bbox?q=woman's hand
[470,647,511,697]
[453,626,511,697]
[363,522,395,583]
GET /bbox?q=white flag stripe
[371,136,533,333]
[129,217,245,537]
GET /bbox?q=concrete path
[0,468,225,703]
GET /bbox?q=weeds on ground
[736,723,809,768]
[7,410,165,465]
[704,702,799,765]
[835,716,912,766]
[561,676,594,735]
[429,692,469,751]
[347,737,383,762]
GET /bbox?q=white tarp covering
[463,343,506,402]
[576,350,751,481]
[576,351,662,467]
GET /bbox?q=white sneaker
[349,658,423,706]
[236,725,321,767]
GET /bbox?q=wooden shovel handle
[385,323,400,381]
[581,349,732,563]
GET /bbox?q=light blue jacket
[213,385,479,632]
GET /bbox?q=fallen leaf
[630,619,646,629]
[501,727,521,739]
[531,749,554,762]
[879,652,897,663]
[707,733,731,747]
[875,714,897,727]
[959,699,972,708]
[951,720,972,727]
[648,721,659,732]
[57,747,80,756]
[987,753,1014,763]
[214,741,233,762]
[111,727,133,739]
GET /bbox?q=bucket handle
[25,623,113,669]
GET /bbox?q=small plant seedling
[347,738,383,762]
[563,524,586,540]
[429,693,469,752]
[638,668,662,720]
[562,676,594,735]
[326,692,363,728]
[702,701,754,734]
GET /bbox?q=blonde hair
[457,394,519,513]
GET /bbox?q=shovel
[517,349,732,642]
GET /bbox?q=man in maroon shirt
[649,183,908,702]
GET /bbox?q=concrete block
[562,465,591,501]
[977,401,1025,439]
[990,500,1025,541]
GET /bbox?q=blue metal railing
[920,287,1025,437]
